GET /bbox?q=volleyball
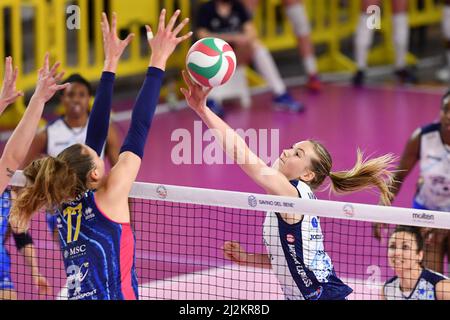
[186,37,237,88]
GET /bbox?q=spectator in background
[242,0,322,92]
[382,226,450,300]
[195,0,304,115]
[436,0,450,83]
[375,91,450,275]
[17,74,121,242]
[353,0,417,86]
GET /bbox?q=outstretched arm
[181,72,297,197]
[0,56,24,114]
[0,53,68,193]
[85,12,135,156]
[95,9,192,222]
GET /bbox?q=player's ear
[89,167,100,182]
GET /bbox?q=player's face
[82,145,105,183]
[61,83,90,120]
[388,231,423,274]
[441,97,450,134]
[275,141,315,181]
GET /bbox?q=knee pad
[285,3,311,37]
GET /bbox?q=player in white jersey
[18,74,121,239]
[383,226,450,300]
[375,91,450,274]
[181,69,397,300]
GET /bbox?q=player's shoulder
[420,122,441,136]
[422,269,448,284]
[384,276,399,287]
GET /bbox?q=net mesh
[2,174,450,300]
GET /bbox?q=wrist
[149,55,168,71]
[103,59,119,72]
[30,93,47,105]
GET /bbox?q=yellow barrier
[254,0,359,72]
[0,0,445,128]
[367,0,443,66]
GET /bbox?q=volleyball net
[3,171,450,300]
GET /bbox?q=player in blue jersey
[375,91,450,274]
[10,10,192,300]
[18,72,122,241]
[383,225,450,300]
[181,70,396,300]
[0,54,68,299]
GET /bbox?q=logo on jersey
[67,262,90,297]
[248,195,257,208]
[64,244,87,259]
[287,244,313,287]
[343,204,355,218]
[83,207,95,220]
[310,234,323,241]
[304,286,323,300]
[156,185,168,199]
[286,234,295,243]
[311,217,319,229]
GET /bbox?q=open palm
[0,57,23,109]
[101,12,134,63]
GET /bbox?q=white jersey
[384,269,447,300]
[414,123,450,211]
[46,117,105,158]
[262,180,352,300]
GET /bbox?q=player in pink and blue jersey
[9,10,193,300]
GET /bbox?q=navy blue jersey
[56,190,138,300]
[263,180,353,300]
[384,269,448,300]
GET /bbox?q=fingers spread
[49,62,61,77]
[182,70,194,87]
[145,25,154,41]
[5,56,12,80]
[166,9,180,32]
[177,31,193,44]
[173,18,189,37]
[123,33,135,46]
[102,12,110,34]
[111,12,117,34]
[43,52,50,72]
[158,9,166,32]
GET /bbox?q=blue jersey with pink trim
[56,190,138,300]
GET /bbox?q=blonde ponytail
[308,140,396,205]
[329,150,396,205]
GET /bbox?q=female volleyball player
[19,72,121,240]
[382,226,450,300]
[375,91,450,275]
[10,9,192,300]
[0,55,67,299]
[353,0,416,86]
[181,70,396,300]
